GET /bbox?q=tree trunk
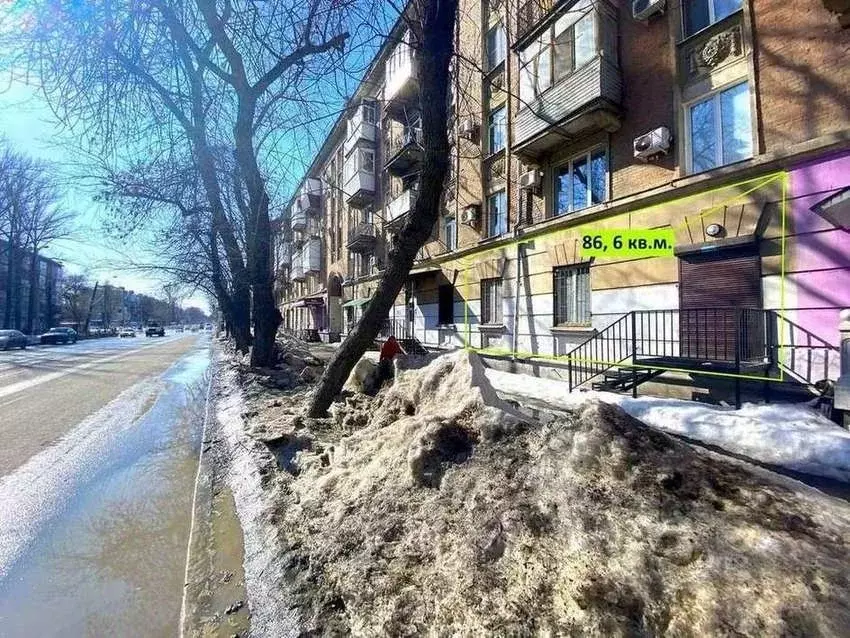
[307,0,457,417]
[3,239,15,329]
[233,100,282,368]
[26,250,38,334]
[84,281,98,335]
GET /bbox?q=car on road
[0,329,28,350]
[145,322,165,337]
[119,328,137,338]
[39,327,78,345]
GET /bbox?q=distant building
[0,240,63,334]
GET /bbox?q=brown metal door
[678,247,762,362]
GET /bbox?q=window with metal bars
[553,264,590,326]
[480,277,503,325]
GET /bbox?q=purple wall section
[788,150,850,344]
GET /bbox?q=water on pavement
[0,337,211,637]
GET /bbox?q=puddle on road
[0,342,212,637]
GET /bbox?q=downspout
[505,3,518,360]
[512,239,523,359]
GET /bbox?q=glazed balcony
[346,222,377,254]
[383,39,418,121]
[386,187,418,224]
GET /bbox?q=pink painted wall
[788,151,850,344]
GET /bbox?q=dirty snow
[485,369,850,483]
[235,350,850,636]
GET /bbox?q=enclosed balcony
[346,222,377,253]
[290,208,307,231]
[383,36,418,121]
[303,236,322,273]
[384,127,422,177]
[513,0,622,160]
[344,147,377,208]
[386,187,418,225]
[291,250,306,281]
[343,102,378,157]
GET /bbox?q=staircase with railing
[560,308,839,407]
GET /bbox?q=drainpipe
[834,308,850,425]
[511,238,523,360]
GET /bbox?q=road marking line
[0,340,180,400]
[0,395,27,409]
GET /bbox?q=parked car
[40,327,78,345]
[119,328,136,338]
[0,330,28,350]
[145,322,165,337]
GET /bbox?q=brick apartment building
[0,240,63,334]
[278,0,850,400]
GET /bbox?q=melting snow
[485,368,850,483]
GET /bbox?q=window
[553,264,590,326]
[684,0,742,37]
[687,82,752,174]
[487,106,506,154]
[361,101,376,124]
[519,2,598,106]
[438,284,454,324]
[487,189,508,237]
[486,23,506,69]
[554,148,607,215]
[359,148,375,173]
[480,278,503,325]
[443,216,457,251]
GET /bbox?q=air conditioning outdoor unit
[632,0,665,20]
[633,126,672,161]
[458,118,479,141]
[519,169,540,191]
[461,204,480,226]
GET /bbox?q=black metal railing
[378,318,413,340]
[386,127,422,157]
[563,307,839,393]
[768,310,839,386]
[346,222,376,251]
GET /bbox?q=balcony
[513,56,622,160]
[303,237,321,273]
[290,208,307,231]
[516,0,556,43]
[292,250,305,281]
[386,188,418,224]
[343,112,378,157]
[344,169,376,209]
[346,222,377,254]
[383,41,417,121]
[384,128,422,177]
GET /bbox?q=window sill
[478,323,507,332]
[437,324,457,330]
[478,234,508,245]
[551,325,595,335]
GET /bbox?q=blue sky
[0,76,213,310]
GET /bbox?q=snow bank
[254,351,850,636]
[486,369,850,483]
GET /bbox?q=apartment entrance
[678,245,764,362]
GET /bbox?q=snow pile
[485,369,850,482]
[253,351,850,636]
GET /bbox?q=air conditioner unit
[633,0,665,20]
[461,204,480,225]
[519,170,540,190]
[633,126,672,161]
[458,118,479,141]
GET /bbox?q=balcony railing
[386,188,418,224]
[344,170,376,208]
[516,0,556,42]
[346,222,377,253]
[290,209,307,231]
[385,128,422,176]
[344,120,378,157]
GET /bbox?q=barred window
[553,264,590,326]
[481,278,503,325]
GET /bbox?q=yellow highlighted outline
[443,172,789,385]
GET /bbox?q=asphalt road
[0,333,202,477]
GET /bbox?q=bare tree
[7,0,378,364]
[61,273,92,327]
[308,0,459,416]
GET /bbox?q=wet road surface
[0,334,213,636]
